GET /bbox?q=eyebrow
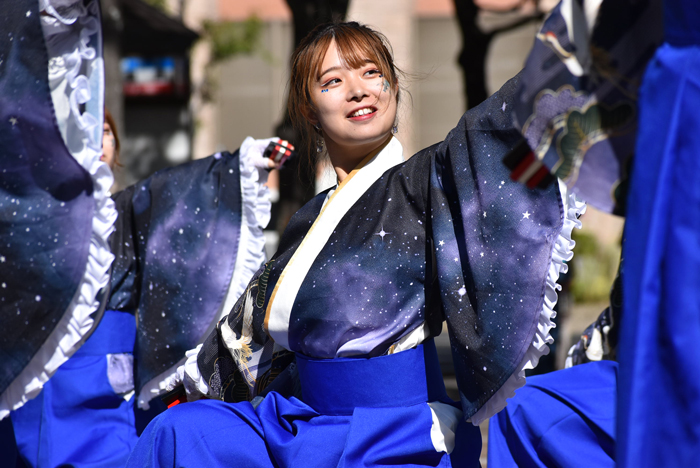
[318,66,342,81]
[317,59,377,81]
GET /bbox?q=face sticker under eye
[382,78,390,92]
[321,89,329,93]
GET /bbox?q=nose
[346,75,369,102]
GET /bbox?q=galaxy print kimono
[191,74,580,424]
[0,0,115,419]
[108,143,271,410]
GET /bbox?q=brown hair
[288,22,402,162]
[104,108,121,168]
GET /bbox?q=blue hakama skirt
[10,310,139,468]
[127,340,482,467]
[487,361,616,468]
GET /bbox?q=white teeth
[350,108,374,117]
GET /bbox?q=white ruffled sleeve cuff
[163,344,214,401]
[229,137,274,302]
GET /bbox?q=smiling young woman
[126,22,581,468]
[289,22,400,180]
[310,40,397,178]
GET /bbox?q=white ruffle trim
[469,179,586,426]
[0,0,115,420]
[230,137,272,303]
[138,138,273,408]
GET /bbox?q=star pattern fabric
[197,74,565,421]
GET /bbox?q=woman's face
[310,40,398,167]
[101,122,116,169]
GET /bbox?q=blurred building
[103,0,199,188]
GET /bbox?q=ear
[307,109,319,128]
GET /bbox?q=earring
[392,124,398,135]
[316,136,324,153]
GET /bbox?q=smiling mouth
[348,107,377,118]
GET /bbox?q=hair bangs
[333,27,395,87]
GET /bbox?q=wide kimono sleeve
[428,74,584,424]
[108,141,273,410]
[0,0,115,419]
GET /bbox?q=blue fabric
[618,3,700,464]
[128,342,481,467]
[11,310,139,468]
[74,308,136,356]
[295,339,449,415]
[488,361,617,468]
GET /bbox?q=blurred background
[101,0,622,459]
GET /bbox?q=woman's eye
[321,78,339,87]
[365,69,381,77]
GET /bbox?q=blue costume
[618,0,700,465]
[133,342,483,468]
[0,0,118,465]
[126,72,582,466]
[11,311,138,468]
[9,144,274,467]
[488,361,617,468]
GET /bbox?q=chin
[349,128,392,145]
